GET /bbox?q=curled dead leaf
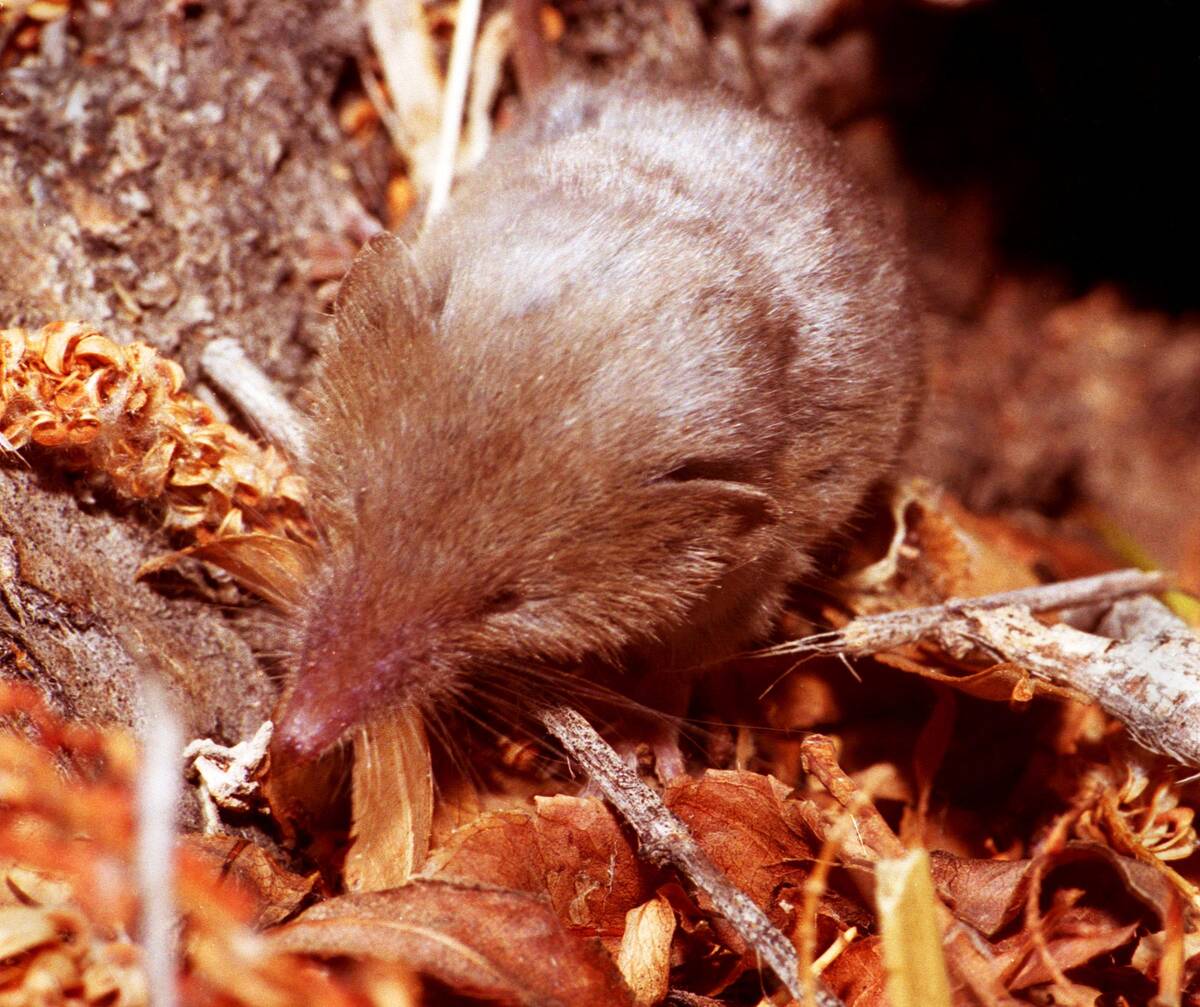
[270,881,634,1006]
[345,710,434,892]
[136,534,315,608]
[1,322,313,589]
[616,895,675,1007]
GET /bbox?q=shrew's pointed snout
[271,664,366,763]
[272,698,348,764]
[273,613,442,764]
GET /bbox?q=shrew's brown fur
[275,81,924,759]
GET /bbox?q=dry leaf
[843,479,1040,613]
[996,906,1137,990]
[927,853,1032,937]
[0,683,397,1006]
[422,811,545,894]
[931,843,1170,940]
[821,936,890,1007]
[664,771,817,915]
[423,795,654,944]
[616,895,676,1007]
[270,881,635,1006]
[345,709,434,892]
[137,534,315,608]
[532,795,656,938]
[1,322,313,599]
[185,835,320,928]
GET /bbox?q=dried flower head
[1,321,311,550]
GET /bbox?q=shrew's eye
[483,588,524,615]
[656,457,755,484]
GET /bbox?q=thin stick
[800,735,1015,1005]
[200,338,307,461]
[424,0,483,229]
[941,603,1200,766]
[800,735,904,859]
[755,568,1169,659]
[538,704,844,1007]
[137,677,183,1007]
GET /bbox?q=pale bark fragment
[956,605,1200,766]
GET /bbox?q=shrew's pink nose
[271,688,352,763]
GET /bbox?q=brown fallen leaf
[422,810,545,893]
[663,771,818,916]
[820,936,890,1007]
[532,795,659,938]
[995,906,1137,990]
[0,683,412,1006]
[873,651,1085,707]
[185,834,320,928]
[269,880,635,1006]
[930,842,1169,940]
[422,795,655,944]
[927,853,1032,937]
[616,895,676,1007]
[345,710,434,893]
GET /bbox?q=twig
[136,677,183,1007]
[812,926,858,974]
[200,338,307,461]
[538,704,844,1007]
[755,568,1168,658]
[775,569,1200,771]
[799,798,874,1007]
[424,0,483,228]
[942,604,1200,766]
[800,736,1015,1005]
[1096,593,1191,640]
[800,736,904,860]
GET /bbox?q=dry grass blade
[423,0,482,227]
[875,850,953,1007]
[364,0,443,185]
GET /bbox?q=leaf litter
[3,323,1200,1003]
[5,7,1200,1004]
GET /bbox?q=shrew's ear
[651,477,782,566]
[333,233,432,354]
[307,233,434,512]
